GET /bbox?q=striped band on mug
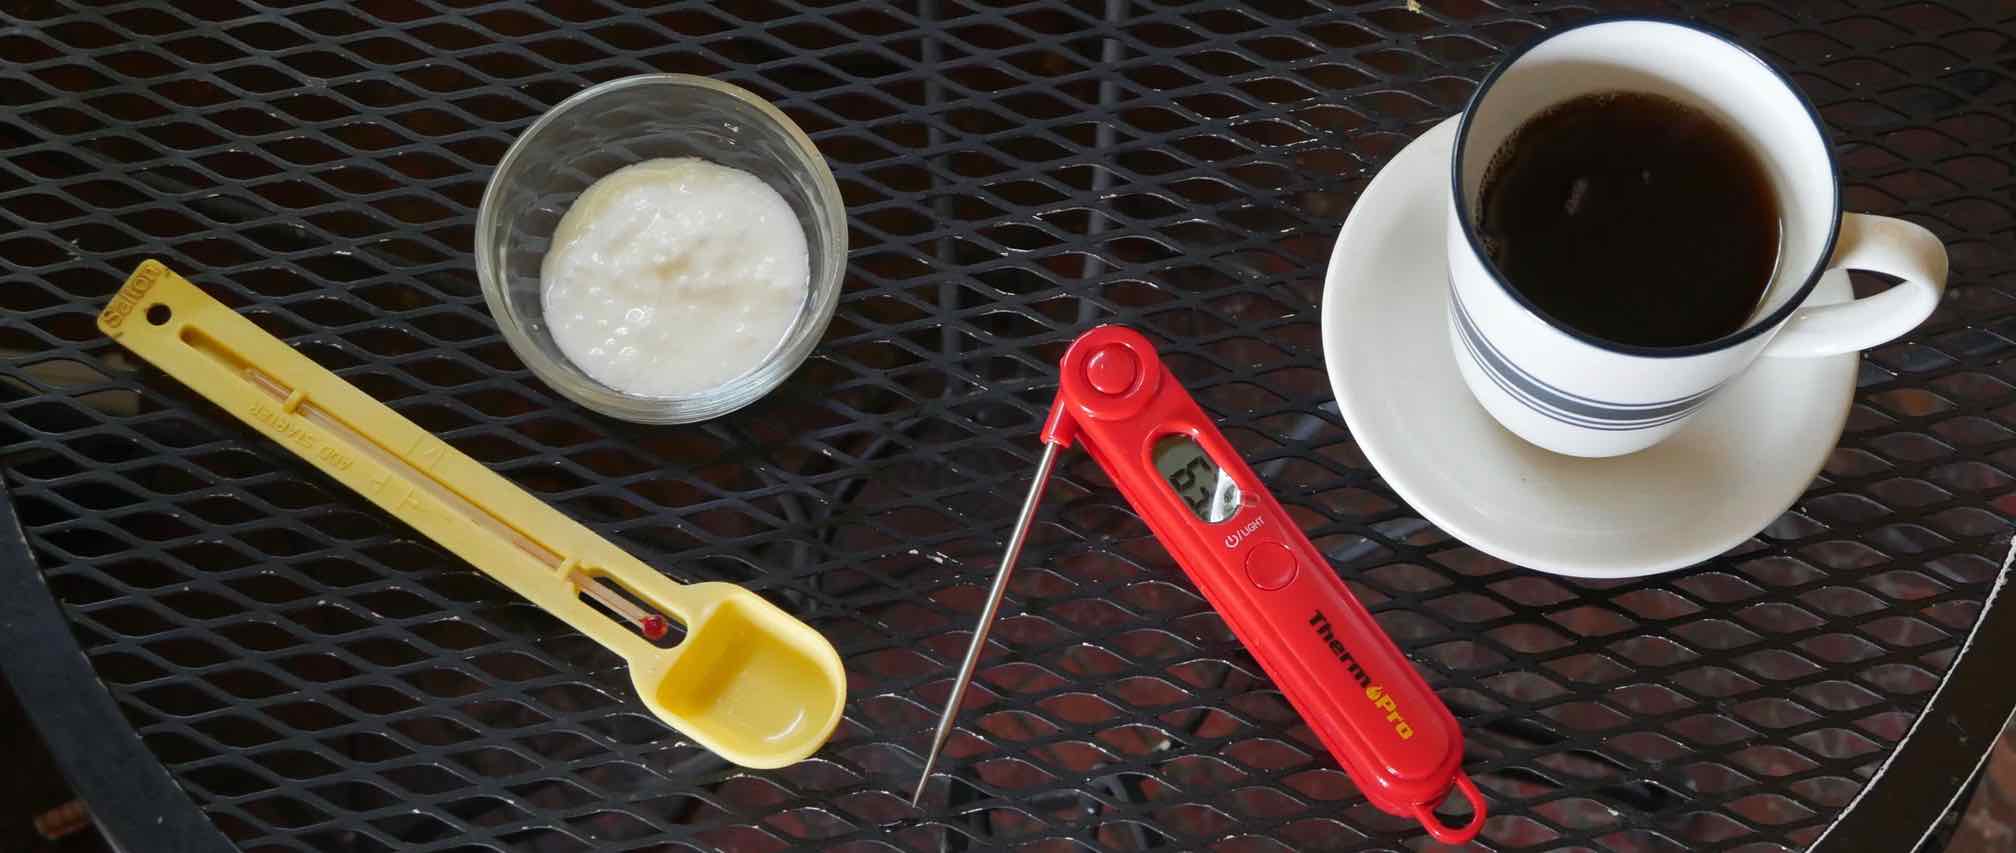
[1451,290,1717,432]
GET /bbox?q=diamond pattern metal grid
[1,1,2012,850]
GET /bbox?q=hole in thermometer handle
[1049,326,1484,842]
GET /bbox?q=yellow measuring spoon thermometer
[99,261,845,769]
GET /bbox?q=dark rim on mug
[1450,16,1843,360]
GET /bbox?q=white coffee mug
[1446,18,1948,458]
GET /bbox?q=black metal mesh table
[3,2,2014,851]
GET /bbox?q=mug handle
[1762,213,1948,358]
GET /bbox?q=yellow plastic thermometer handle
[99,261,845,768]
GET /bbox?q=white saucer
[1321,118,1857,579]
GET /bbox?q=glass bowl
[475,74,845,424]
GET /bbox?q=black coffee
[1477,92,1781,348]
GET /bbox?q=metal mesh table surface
[3,1,2014,851]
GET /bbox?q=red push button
[1243,541,1298,590]
[1084,344,1137,396]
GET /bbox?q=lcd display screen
[1153,434,1242,523]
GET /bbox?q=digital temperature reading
[1154,434,1241,522]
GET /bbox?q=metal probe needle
[912,441,1063,806]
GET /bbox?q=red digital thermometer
[914,325,1485,844]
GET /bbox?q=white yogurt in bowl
[539,157,809,398]
[477,74,845,424]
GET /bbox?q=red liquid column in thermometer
[1048,326,1484,842]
